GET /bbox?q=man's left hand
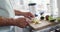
[15,10,35,19]
[22,12,35,19]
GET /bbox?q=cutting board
[29,20,53,30]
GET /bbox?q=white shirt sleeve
[0,0,15,18]
[0,0,15,32]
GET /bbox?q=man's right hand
[15,17,31,28]
[0,16,31,28]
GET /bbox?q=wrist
[8,18,17,26]
[19,12,24,16]
[15,11,24,16]
[5,18,14,26]
[10,18,15,26]
[11,18,20,26]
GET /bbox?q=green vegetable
[49,16,54,20]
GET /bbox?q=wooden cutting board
[29,20,58,30]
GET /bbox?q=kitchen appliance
[28,3,36,14]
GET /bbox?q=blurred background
[10,0,58,18]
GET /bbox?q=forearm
[14,10,23,16]
[0,17,16,26]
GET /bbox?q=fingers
[26,18,31,23]
[26,12,35,19]
[16,17,31,28]
[25,18,32,26]
[29,12,35,18]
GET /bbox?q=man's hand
[15,17,31,28]
[22,12,35,19]
[0,16,31,28]
[14,10,35,19]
